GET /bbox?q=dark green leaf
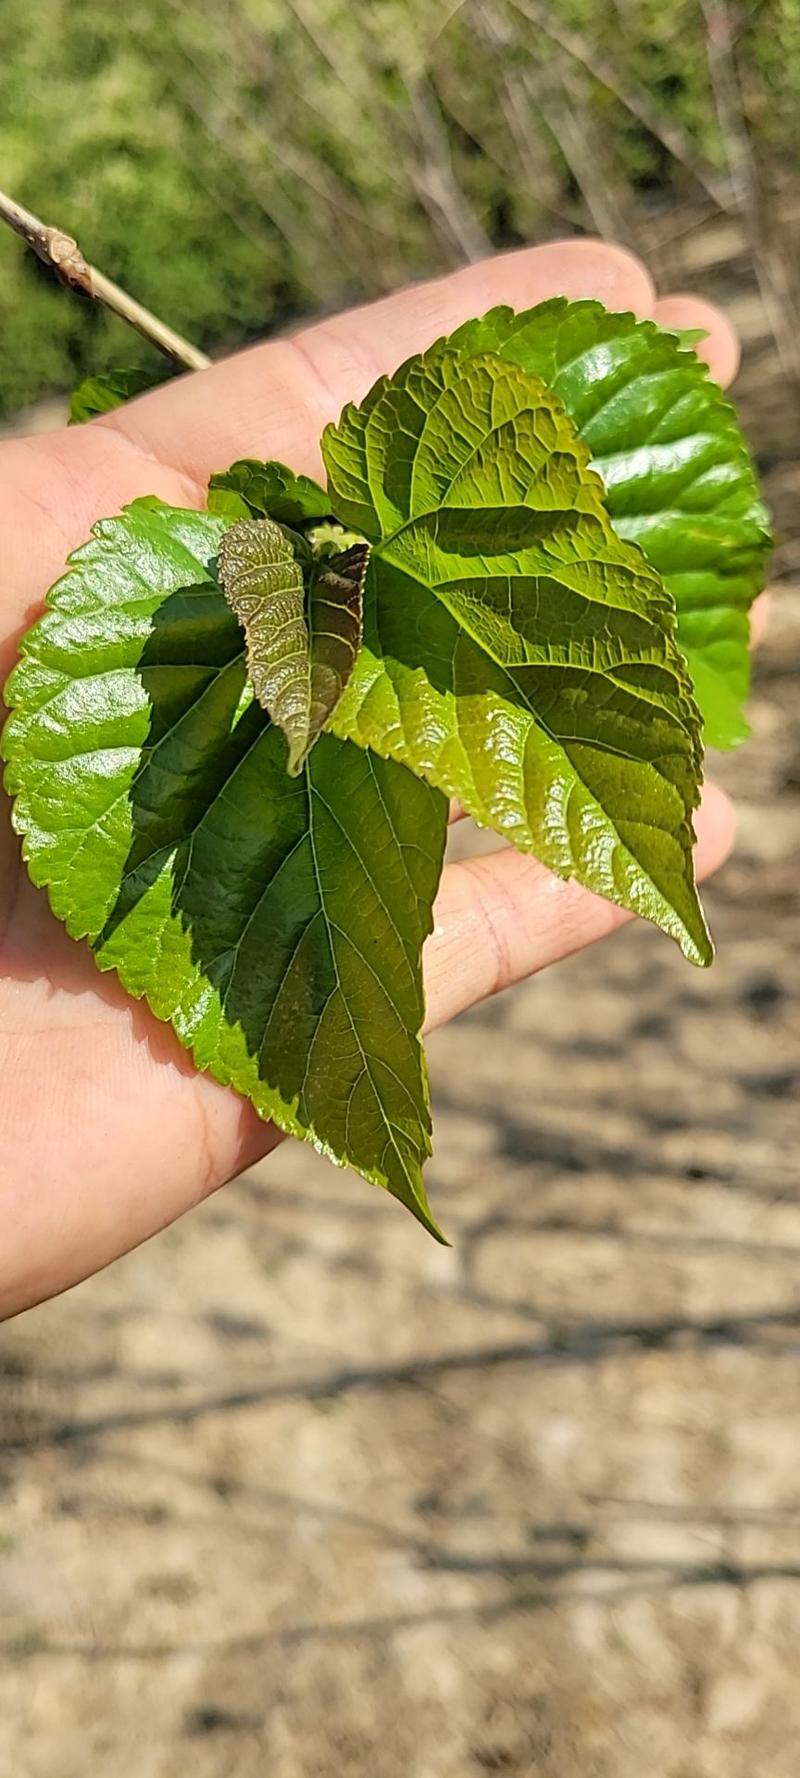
[323,343,711,966]
[1,500,448,1234]
[208,458,332,526]
[69,365,169,425]
[218,517,368,774]
[447,301,772,747]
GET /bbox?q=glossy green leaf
[447,300,772,748]
[218,516,368,775]
[208,457,332,526]
[323,343,711,965]
[69,365,168,425]
[1,500,448,1234]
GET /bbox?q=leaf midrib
[305,776,426,1192]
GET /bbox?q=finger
[653,293,740,388]
[94,240,659,486]
[423,783,735,1031]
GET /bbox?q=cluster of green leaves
[2,302,771,1232]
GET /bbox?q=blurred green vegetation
[1,0,798,415]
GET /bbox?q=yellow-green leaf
[324,344,711,965]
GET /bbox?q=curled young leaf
[217,516,368,774]
[217,515,309,773]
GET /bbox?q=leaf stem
[0,187,211,373]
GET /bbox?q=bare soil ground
[1,238,799,1776]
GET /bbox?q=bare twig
[283,0,353,87]
[459,2,583,230]
[403,75,493,264]
[0,188,210,372]
[206,0,407,206]
[521,59,635,245]
[503,0,734,213]
[428,0,472,47]
[700,0,800,387]
[161,0,394,268]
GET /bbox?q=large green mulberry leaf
[323,343,712,965]
[447,301,772,748]
[1,500,447,1234]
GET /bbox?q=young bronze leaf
[208,457,332,526]
[218,518,368,774]
[217,516,311,773]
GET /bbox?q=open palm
[0,241,740,1318]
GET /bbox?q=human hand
[0,241,741,1319]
